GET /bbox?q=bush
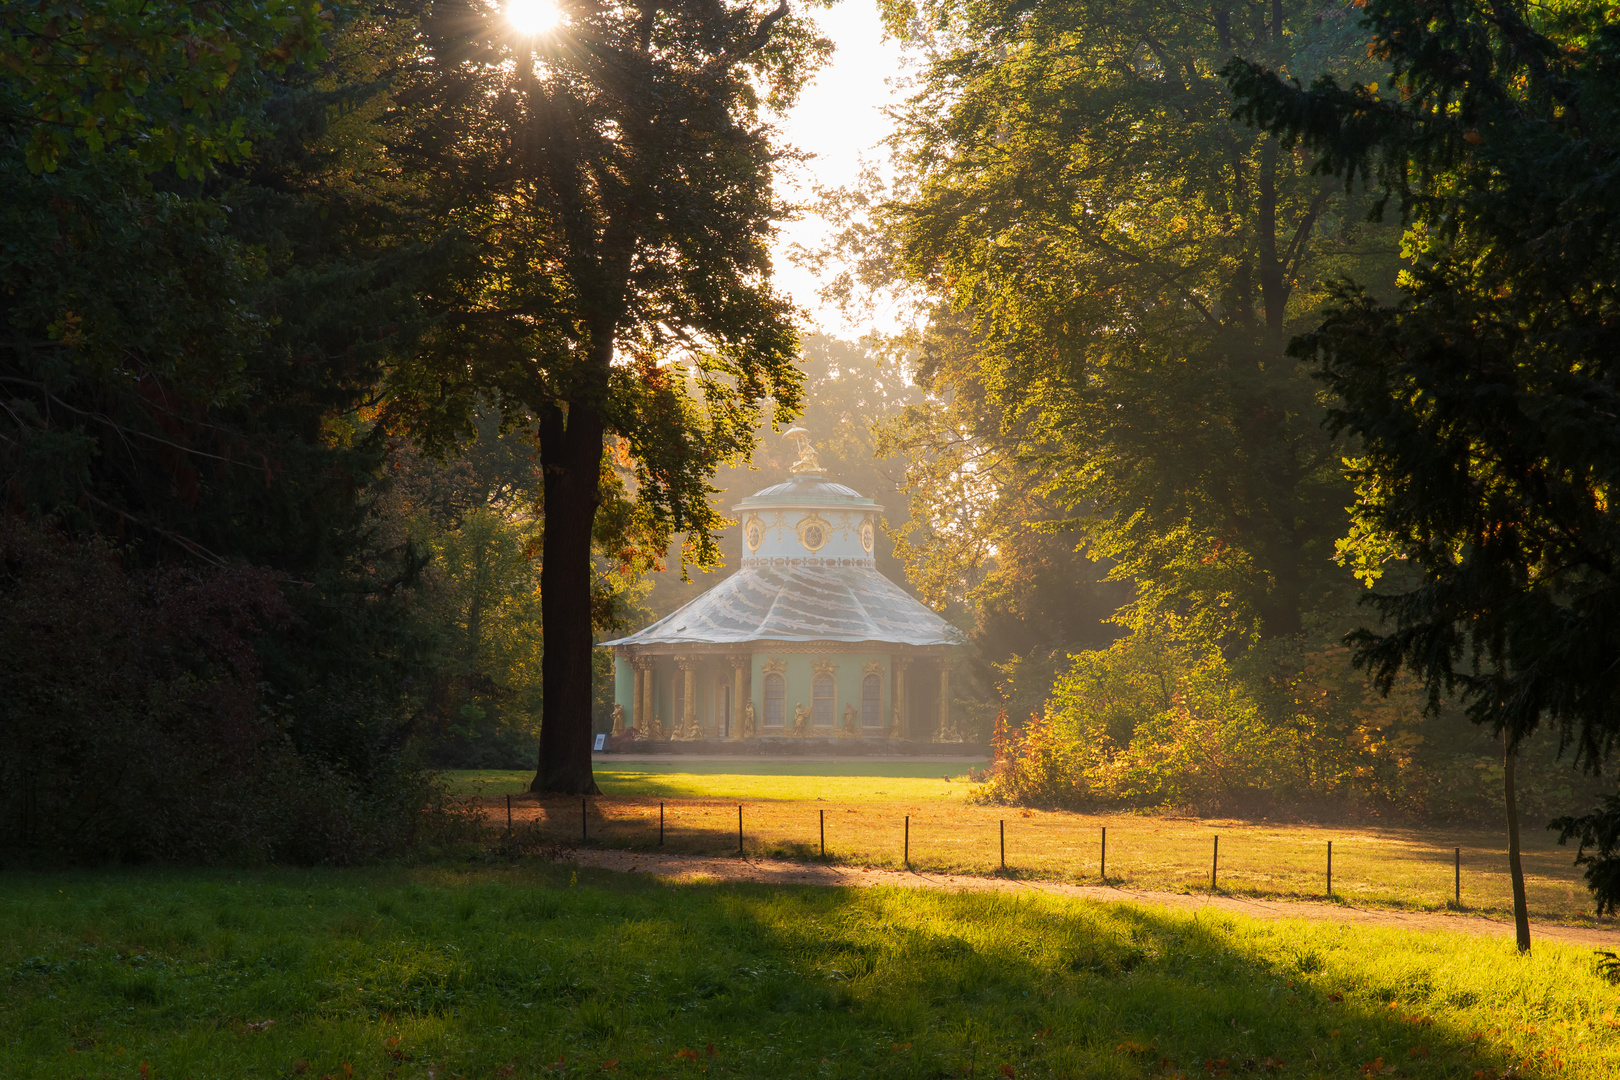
[0,515,464,865]
[972,618,1609,822]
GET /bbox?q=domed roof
[603,428,965,649]
[734,474,878,510]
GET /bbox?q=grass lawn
[485,791,1606,926]
[4,860,1619,1080]
[441,762,984,803]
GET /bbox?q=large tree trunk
[531,395,605,795]
[1504,743,1531,953]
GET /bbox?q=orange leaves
[599,1060,619,1072]
[1116,1041,1156,1056]
[998,1065,1016,1078]
[1408,1045,1430,1058]
[674,1047,699,1062]
[1359,1058,1396,1076]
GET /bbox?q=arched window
[763,673,785,727]
[861,674,882,728]
[812,673,836,727]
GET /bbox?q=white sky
[770,0,907,338]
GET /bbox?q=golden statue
[742,698,757,738]
[841,703,858,737]
[784,425,824,476]
[610,703,626,735]
[790,702,810,737]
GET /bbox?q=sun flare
[504,0,560,34]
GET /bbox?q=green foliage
[1551,794,1620,917]
[977,619,1607,822]
[1227,2,1620,771]
[0,0,326,175]
[3,865,1619,1078]
[0,516,463,864]
[862,0,1403,649]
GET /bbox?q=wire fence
[478,794,1603,922]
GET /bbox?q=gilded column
[937,661,951,742]
[677,656,699,740]
[632,656,646,735]
[729,654,750,740]
[636,657,655,737]
[892,657,908,739]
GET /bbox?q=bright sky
[770,0,908,338]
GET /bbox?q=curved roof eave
[601,565,966,649]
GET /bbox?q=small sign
[594,733,607,752]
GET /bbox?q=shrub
[0,515,463,865]
[972,618,1608,821]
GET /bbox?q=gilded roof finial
[783,425,824,476]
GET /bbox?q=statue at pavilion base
[790,702,810,737]
[840,704,858,738]
[672,710,703,741]
[741,699,757,738]
[610,703,626,736]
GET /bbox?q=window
[764,673,785,727]
[812,673,835,727]
[862,674,882,728]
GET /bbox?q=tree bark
[531,394,605,795]
[1504,742,1531,953]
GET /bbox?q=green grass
[442,762,985,801]
[4,862,1618,1079]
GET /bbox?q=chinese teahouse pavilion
[602,429,966,749]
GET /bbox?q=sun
[504,0,560,34]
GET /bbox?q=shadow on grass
[2,859,1597,1079]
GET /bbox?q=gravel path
[568,848,1619,949]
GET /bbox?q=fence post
[820,809,825,858]
[738,804,744,855]
[1100,826,1106,882]
[1455,847,1461,906]
[1211,835,1218,891]
[1326,840,1332,897]
[506,794,512,837]
[659,802,664,847]
[904,816,910,869]
[582,797,588,843]
[1000,819,1006,872]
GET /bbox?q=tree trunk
[1256,139,1287,334]
[531,395,605,795]
[1504,743,1531,953]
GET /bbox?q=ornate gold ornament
[744,512,764,552]
[859,518,875,554]
[811,658,837,680]
[784,426,824,475]
[861,660,884,678]
[797,513,832,553]
[762,658,787,676]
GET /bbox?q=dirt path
[568,848,1619,949]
